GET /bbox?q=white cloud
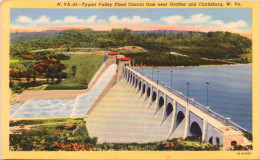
[16,15,99,26]
[51,19,63,25]
[35,16,50,24]
[87,15,98,23]
[17,16,32,23]
[14,14,249,32]
[97,19,107,24]
[62,16,98,24]
[64,16,80,23]
[186,14,211,23]
[16,15,150,26]
[226,20,248,28]
[161,15,183,24]
[161,14,211,25]
[161,13,248,32]
[210,20,225,26]
[210,19,248,30]
[108,15,150,24]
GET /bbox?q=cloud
[108,15,150,24]
[161,14,211,25]
[15,15,150,26]
[210,20,224,26]
[186,14,211,23]
[161,15,183,24]
[14,14,249,33]
[161,13,248,32]
[55,15,97,24]
[35,16,50,24]
[210,19,248,30]
[17,16,32,23]
[51,19,63,25]
[226,20,248,28]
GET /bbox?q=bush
[185,135,202,142]
[244,131,252,141]
[11,83,24,93]
[10,119,98,151]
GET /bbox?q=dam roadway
[85,56,250,150]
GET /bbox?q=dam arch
[176,111,185,127]
[135,79,138,88]
[158,96,164,109]
[189,122,202,138]
[147,87,151,98]
[138,81,141,91]
[142,84,146,94]
[209,137,213,144]
[216,137,220,145]
[128,72,130,82]
[166,103,173,117]
[152,91,157,102]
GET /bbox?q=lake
[136,64,252,131]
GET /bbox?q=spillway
[86,78,173,143]
[10,64,117,119]
[71,64,117,117]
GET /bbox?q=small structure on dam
[84,53,250,151]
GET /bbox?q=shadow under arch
[189,121,202,138]
[158,96,164,109]
[166,103,173,117]
[176,111,185,128]
[147,87,151,98]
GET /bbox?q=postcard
[1,0,260,159]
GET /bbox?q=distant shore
[137,63,252,69]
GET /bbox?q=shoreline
[137,63,251,69]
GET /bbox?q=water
[10,64,118,119]
[11,99,75,119]
[136,64,252,131]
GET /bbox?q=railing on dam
[126,66,247,133]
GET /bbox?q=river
[136,64,252,131]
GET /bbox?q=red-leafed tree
[32,58,66,82]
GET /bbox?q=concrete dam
[84,53,250,150]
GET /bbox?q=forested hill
[10,30,63,42]
[10,29,251,60]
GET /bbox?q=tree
[67,47,71,52]
[23,68,35,83]
[32,58,66,82]
[46,64,58,83]
[9,64,26,81]
[35,50,52,60]
[71,65,77,76]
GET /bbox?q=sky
[11,8,251,36]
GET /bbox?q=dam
[84,53,250,150]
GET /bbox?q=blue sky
[11,8,251,33]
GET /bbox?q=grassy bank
[10,118,220,151]
[44,54,104,90]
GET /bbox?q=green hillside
[10,29,252,66]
